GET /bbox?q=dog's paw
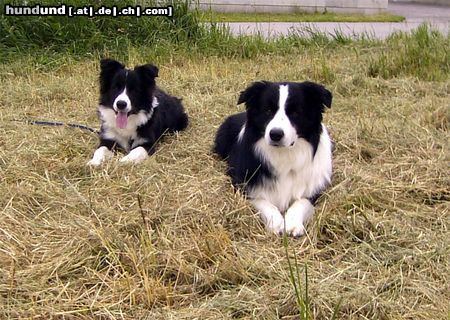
[266,210,285,235]
[259,205,285,234]
[87,146,113,166]
[251,199,285,235]
[120,146,148,164]
[87,159,101,167]
[284,199,314,237]
[284,213,306,237]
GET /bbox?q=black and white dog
[88,59,188,166]
[214,81,332,237]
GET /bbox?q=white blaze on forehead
[264,84,298,147]
[113,88,132,113]
[278,84,289,111]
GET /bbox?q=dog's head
[98,59,159,129]
[238,81,332,148]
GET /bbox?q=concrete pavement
[225,3,450,39]
[388,2,450,23]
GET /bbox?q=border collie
[214,81,332,237]
[88,59,188,166]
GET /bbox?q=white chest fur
[249,125,332,212]
[98,105,152,151]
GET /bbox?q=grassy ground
[200,11,405,23]
[0,0,205,62]
[0,41,449,318]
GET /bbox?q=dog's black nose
[116,100,128,110]
[269,128,284,142]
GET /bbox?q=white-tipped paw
[284,199,314,237]
[284,212,306,237]
[87,146,113,166]
[119,146,148,164]
[251,199,285,235]
[266,210,285,235]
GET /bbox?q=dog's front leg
[87,139,115,166]
[251,199,285,235]
[284,198,314,237]
[119,140,156,164]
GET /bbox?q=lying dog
[88,59,188,166]
[214,81,332,236]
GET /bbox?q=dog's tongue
[116,112,128,129]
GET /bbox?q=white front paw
[87,159,101,167]
[251,199,285,235]
[284,210,306,237]
[120,146,148,164]
[284,199,314,237]
[258,206,284,234]
[87,146,113,166]
[266,210,285,234]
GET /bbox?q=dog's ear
[99,59,124,93]
[100,58,124,76]
[134,64,159,80]
[237,81,270,105]
[302,81,332,110]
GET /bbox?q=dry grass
[0,49,449,319]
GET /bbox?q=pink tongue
[116,112,128,129]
